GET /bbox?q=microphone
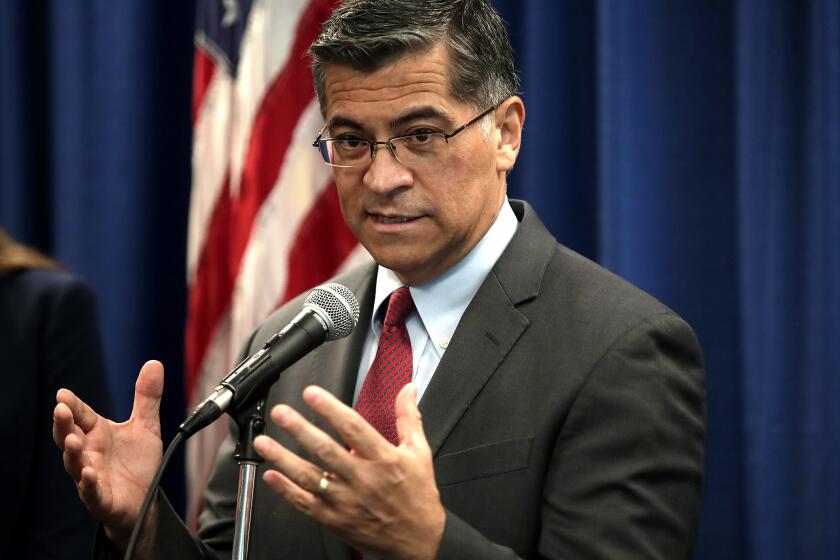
[179,283,360,437]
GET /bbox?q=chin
[373,254,417,273]
[368,249,426,280]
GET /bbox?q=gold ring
[316,471,332,497]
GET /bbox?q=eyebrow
[389,107,453,129]
[327,106,454,133]
[327,115,365,131]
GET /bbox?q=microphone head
[303,283,360,340]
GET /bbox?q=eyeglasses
[312,104,499,168]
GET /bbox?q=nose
[362,143,413,195]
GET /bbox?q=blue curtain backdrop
[0,0,195,511]
[1,1,838,558]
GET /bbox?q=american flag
[186,0,367,526]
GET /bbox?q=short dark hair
[309,0,519,114]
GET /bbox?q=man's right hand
[53,359,165,551]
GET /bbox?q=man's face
[322,44,512,285]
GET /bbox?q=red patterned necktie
[355,286,415,445]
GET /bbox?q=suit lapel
[418,270,530,455]
[419,200,557,456]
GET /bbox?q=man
[53,1,705,558]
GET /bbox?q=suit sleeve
[436,312,705,560]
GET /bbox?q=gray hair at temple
[308,0,520,115]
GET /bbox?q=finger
[78,465,108,516]
[56,388,100,433]
[63,432,89,483]
[301,385,389,459]
[130,360,164,432]
[262,469,327,520]
[253,433,338,493]
[265,404,355,480]
[262,470,361,550]
[394,383,427,449]
[53,402,85,449]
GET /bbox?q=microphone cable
[123,430,185,560]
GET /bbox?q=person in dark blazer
[0,227,113,558]
[54,1,704,559]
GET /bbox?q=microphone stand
[230,397,267,560]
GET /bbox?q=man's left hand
[253,383,445,560]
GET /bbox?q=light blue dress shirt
[353,199,519,405]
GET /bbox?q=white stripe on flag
[187,72,233,283]
[185,314,234,526]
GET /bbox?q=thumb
[395,383,426,449]
[130,360,164,432]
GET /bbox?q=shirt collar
[371,199,518,349]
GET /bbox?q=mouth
[368,212,423,225]
[373,215,417,224]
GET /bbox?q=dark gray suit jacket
[128,200,705,559]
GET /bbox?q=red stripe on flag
[280,182,359,305]
[192,48,217,125]
[185,175,233,395]
[185,0,342,400]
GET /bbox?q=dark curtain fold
[1,0,837,557]
[0,0,195,513]
[735,1,840,557]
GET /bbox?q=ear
[495,96,525,173]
